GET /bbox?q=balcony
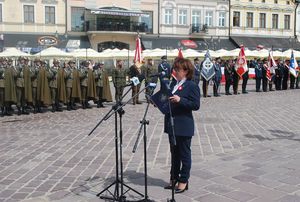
[85,19,152,34]
[190,24,208,34]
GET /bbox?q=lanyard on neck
[172,79,186,94]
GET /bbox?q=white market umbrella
[183,49,203,58]
[0,47,31,57]
[34,46,71,58]
[72,48,101,59]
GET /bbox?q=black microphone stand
[132,88,155,202]
[167,95,176,202]
[88,84,144,201]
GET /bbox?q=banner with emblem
[267,50,277,81]
[235,45,248,77]
[289,50,298,78]
[200,50,215,81]
[134,36,143,67]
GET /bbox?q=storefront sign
[180,40,198,49]
[38,36,58,46]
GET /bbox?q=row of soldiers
[0,57,112,116]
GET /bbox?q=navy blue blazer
[164,79,200,137]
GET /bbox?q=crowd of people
[0,55,299,117]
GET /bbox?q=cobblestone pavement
[1,81,300,202]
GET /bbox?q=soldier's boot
[22,106,29,115]
[82,101,86,109]
[85,101,92,109]
[17,106,22,116]
[33,106,37,114]
[4,107,12,116]
[0,107,4,117]
[70,101,76,110]
[56,103,63,112]
[51,104,56,113]
[67,103,71,111]
[269,84,274,91]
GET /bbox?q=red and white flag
[134,36,143,63]
[235,45,248,77]
[266,51,277,81]
[177,48,183,59]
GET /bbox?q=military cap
[24,57,29,61]
[161,55,167,60]
[18,56,25,61]
[2,57,8,61]
[194,57,200,61]
[34,58,41,63]
[7,58,13,62]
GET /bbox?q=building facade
[229,0,299,50]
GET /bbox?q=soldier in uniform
[262,58,269,92]
[129,61,143,105]
[213,57,222,97]
[15,56,31,115]
[49,59,67,112]
[142,58,158,100]
[80,60,96,109]
[112,59,127,102]
[65,60,79,110]
[282,60,289,90]
[232,59,240,95]
[4,58,17,115]
[36,60,51,111]
[0,58,5,116]
[224,59,234,95]
[31,58,40,113]
[254,58,263,92]
[158,56,171,84]
[275,60,284,90]
[94,61,112,108]
[192,57,201,85]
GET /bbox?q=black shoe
[207,95,211,97]
[67,104,71,111]
[225,92,232,95]
[4,107,12,116]
[85,101,92,109]
[17,107,22,116]
[242,91,248,94]
[51,104,56,112]
[175,182,188,194]
[0,107,4,117]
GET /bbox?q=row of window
[233,11,290,29]
[0,4,55,24]
[164,9,226,27]
[248,0,290,4]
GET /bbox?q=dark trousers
[213,81,220,96]
[242,77,248,92]
[96,86,103,102]
[0,87,4,107]
[232,76,239,94]
[131,83,141,104]
[290,75,296,89]
[262,78,268,92]
[275,76,282,90]
[282,77,288,90]
[225,79,231,94]
[296,76,300,88]
[256,77,262,92]
[170,136,192,183]
[202,79,209,97]
[16,87,25,107]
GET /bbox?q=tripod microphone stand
[88,84,144,201]
[132,88,156,202]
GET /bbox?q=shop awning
[0,34,90,53]
[141,36,237,51]
[90,7,149,17]
[230,36,300,51]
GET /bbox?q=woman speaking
[164,58,200,193]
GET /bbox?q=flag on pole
[177,48,183,58]
[266,50,277,81]
[201,50,215,80]
[134,36,143,64]
[235,45,248,77]
[289,50,298,77]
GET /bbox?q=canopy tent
[0,47,31,57]
[71,48,101,59]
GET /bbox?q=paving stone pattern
[0,81,300,202]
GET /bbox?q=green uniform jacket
[4,67,17,103]
[37,67,51,106]
[112,68,127,87]
[23,65,33,103]
[0,67,4,88]
[71,69,82,100]
[87,69,97,99]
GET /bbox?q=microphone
[150,71,166,77]
[124,76,140,87]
